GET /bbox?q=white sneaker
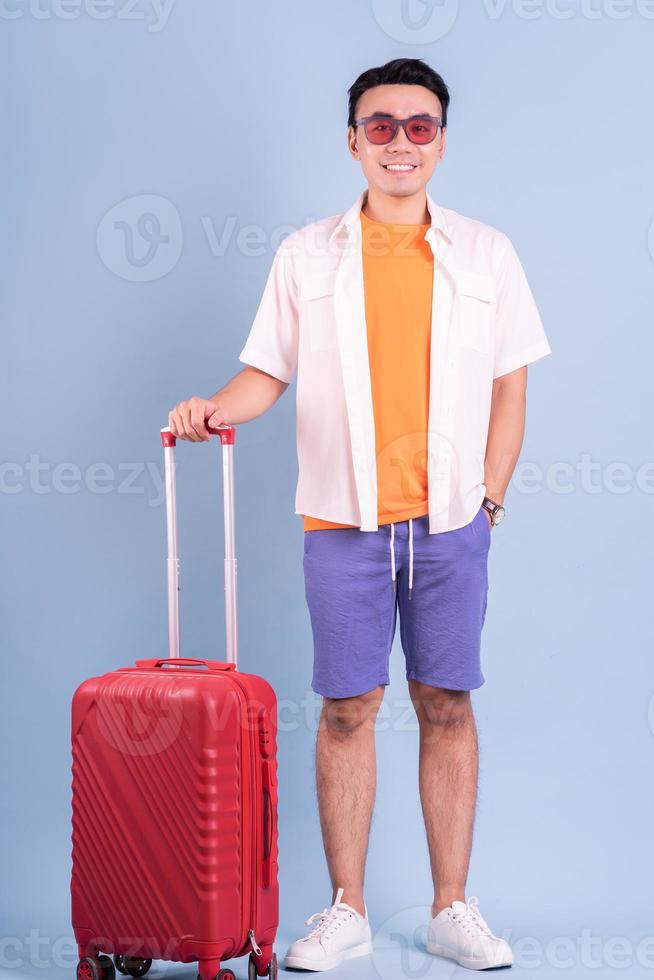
[283,886,373,971]
[426,896,513,970]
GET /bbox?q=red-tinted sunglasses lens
[406,118,439,143]
[363,119,398,144]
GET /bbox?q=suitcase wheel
[113,956,128,976]
[119,958,152,978]
[248,952,278,980]
[76,955,115,980]
[196,971,235,980]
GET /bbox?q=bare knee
[321,685,385,735]
[408,680,473,729]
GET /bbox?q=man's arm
[483,365,527,517]
[169,365,289,442]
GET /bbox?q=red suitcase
[71,424,279,980]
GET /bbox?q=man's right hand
[168,396,228,442]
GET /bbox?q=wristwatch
[482,496,506,527]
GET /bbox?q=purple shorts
[303,505,491,698]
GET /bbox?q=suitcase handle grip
[135,657,237,671]
[161,423,236,447]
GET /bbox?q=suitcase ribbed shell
[71,662,278,969]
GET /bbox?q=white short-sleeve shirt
[239,189,552,533]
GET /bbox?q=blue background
[2,1,653,978]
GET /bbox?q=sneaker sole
[283,938,373,971]
[427,940,513,971]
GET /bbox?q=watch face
[493,506,506,525]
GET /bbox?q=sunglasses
[354,114,443,145]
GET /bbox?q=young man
[169,58,551,972]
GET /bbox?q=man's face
[348,84,446,199]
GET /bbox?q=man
[169,58,551,972]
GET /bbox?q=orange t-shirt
[303,209,434,531]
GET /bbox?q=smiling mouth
[382,163,418,172]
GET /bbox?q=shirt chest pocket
[300,272,338,352]
[454,270,495,355]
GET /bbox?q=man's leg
[315,684,386,917]
[407,679,478,917]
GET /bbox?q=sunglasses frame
[354,114,444,145]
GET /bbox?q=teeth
[384,164,416,171]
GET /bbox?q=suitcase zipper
[230,675,262,959]
[246,694,261,958]
[245,719,259,957]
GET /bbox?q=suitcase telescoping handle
[160,423,238,668]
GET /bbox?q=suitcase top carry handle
[159,421,238,667]
[135,657,237,671]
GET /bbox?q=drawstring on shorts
[389,518,414,600]
[408,518,414,599]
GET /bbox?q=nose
[387,122,413,151]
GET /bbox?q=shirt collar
[328,188,452,244]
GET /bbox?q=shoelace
[451,897,494,938]
[302,887,355,943]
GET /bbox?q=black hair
[347,58,450,129]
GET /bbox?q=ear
[347,126,359,159]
